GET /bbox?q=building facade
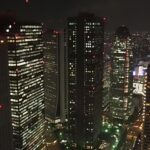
[102,33,112,112]
[43,29,66,124]
[111,26,133,122]
[44,29,60,123]
[7,22,45,150]
[142,64,150,150]
[67,13,104,149]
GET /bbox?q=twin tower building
[0,13,133,149]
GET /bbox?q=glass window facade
[43,30,60,122]
[7,23,45,150]
[67,13,104,149]
[111,26,133,122]
[142,64,150,150]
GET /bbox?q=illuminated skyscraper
[0,36,13,150]
[142,64,150,150]
[67,13,104,149]
[7,22,45,150]
[132,62,149,113]
[111,26,133,122]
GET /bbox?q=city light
[0,1,150,150]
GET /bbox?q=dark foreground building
[0,36,13,150]
[67,13,104,149]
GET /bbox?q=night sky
[0,0,150,31]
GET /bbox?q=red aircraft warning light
[103,17,107,21]
[0,104,5,110]
[0,104,4,110]
[102,17,107,24]
[25,0,29,3]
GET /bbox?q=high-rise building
[102,32,113,113]
[102,60,111,112]
[142,64,150,150]
[110,26,133,122]
[0,36,13,150]
[132,62,149,113]
[101,32,113,125]
[7,22,45,150]
[43,29,66,124]
[67,13,104,149]
[44,29,60,123]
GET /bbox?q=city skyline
[0,2,150,150]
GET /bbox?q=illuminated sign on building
[133,83,145,96]
[133,65,146,96]
[133,66,144,76]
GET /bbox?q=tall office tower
[67,13,104,149]
[44,29,60,123]
[102,32,113,113]
[44,29,65,123]
[7,22,45,149]
[0,37,13,149]
[102,60,111,112]
[111,26,133,122]
[142,64,150,150]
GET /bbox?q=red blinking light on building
[25,0,29,4]
[93,55,95,59]
[102,17,107,24]
[0,104,4,110]
[103,17,107,21]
